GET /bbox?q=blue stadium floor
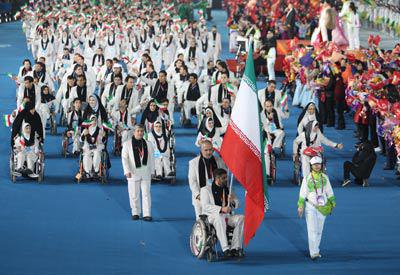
[0,11,399,275]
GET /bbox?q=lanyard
[138,144,144,159]
[311,173,324,196]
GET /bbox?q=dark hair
[125,75,135,82]
[213,168,227,179]
[159,70,167,76]
[23,59,32,66]
[349,2,357,13]
[268,80,276,85]
[189,73,198,79]
[67,75,75,80]
[24,76,34,82]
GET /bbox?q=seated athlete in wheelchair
[10,121,44,182]
[261,99,288,157]
[190,168,244,260]
[148,120,176,181]
[62,98,83,157]
[76,115,108,182]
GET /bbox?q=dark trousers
[369,115,379,148]
[206,8,212,20]
[357,123,369,142]
[344,161,364,181]
[327,29,333,41]
[326,96,335,126]
[318,97,327,125]
[336,101,345,129]
[385,143,397,168]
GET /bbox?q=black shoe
[143,216,152,222]
[237,249,245,258]
[131,215,140,220]
[383,166,394,170]
[222,249,232,259]
[336,126,345,130]
[167,171,175,177]
[326,124,334,128]
[395,171,400,175]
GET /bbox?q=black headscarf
[297,102,323,133]
[140,100,159,126]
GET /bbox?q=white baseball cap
[310,156,323,165]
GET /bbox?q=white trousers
[184,101,197,120]
[17,150,37,170]
[208,213,244,252]
[264,149,271,176]
[83,149,101,173]
[127,177,151,217]
[39,103,51,138]
[305,202,326,256]
[67,130,80,153]
[347,25,360,50]
[193,199,202,219]
[154,155,171,176]
[301,154,311,179]
[266,48,276,80]
[271,129,285,149]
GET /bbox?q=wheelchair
[189,215,235,262]
[112,125,125,156]
[44,107,57,135]
[61,128,81,158]
[167,130,176,184]
[265,144,276,186]
[293,146,327,186]
[9,145,45,183]
[75,149,109,184]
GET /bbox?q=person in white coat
[80,115,106,177]
[200,168,244,258]
[13,121,40,178]
[298,156,336,260]
[17,76,41,110]
[178,73,202,125]
[208,25,222,62]
[209,72,236,109]
[148,120,173,179]
[346,2,361,50]
[257,80,282,109]
[150,35,163,72]
[188,140,226,219]
[162,33,176,69]
[122,124,155,221]
[101,74,123,112]
[293,121,343,179]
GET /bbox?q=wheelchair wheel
[9,152,16,183]
[113,131,121,156]
[293,159,302,186]
[269,153,276,185]
[59,108,65,126]
[37,152,45,183]
[190,219,208,259]
[50,113,57,135]
[61,133,68,158]
[100,151,108,184]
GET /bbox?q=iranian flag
[220,42,269,246]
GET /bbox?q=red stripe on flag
[220,124,264,246]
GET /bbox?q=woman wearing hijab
[83,94,108,126]
[342,140,376,187]
[148,120,173,180]
[297,102,323,135]
[140,100,160,133]
[38,85,56,137]
[199,106,222,129]
[293,121,343,178]
[13,121,40,178]
[195,117,222,151]
[80,114,106,177]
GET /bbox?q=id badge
[317,195,326,206]
[25,147,32,153]
[154,150,161,158]
[207,178,213,186]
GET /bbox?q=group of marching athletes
[6,0,346,261]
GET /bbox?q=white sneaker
[28,173,39,178]
[362,179,369,187]
[342,179,351,187]
[374,147,381,153]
